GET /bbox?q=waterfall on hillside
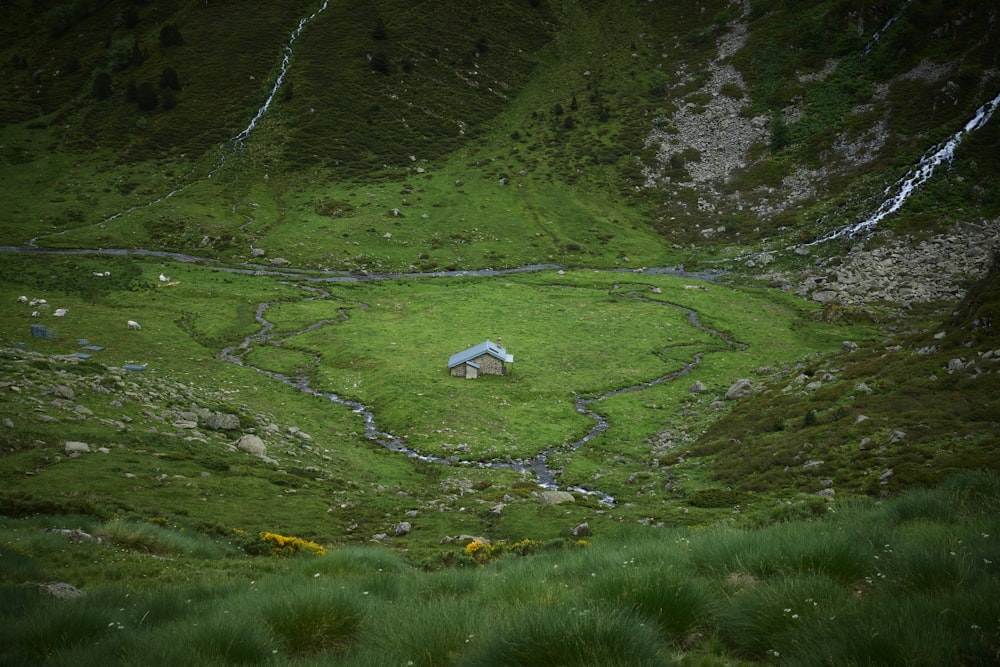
[230,0,329,148]
[92,2,330,230]
[813,90,1000,244]
[861,0,912,59]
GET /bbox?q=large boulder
[39,582,83,599]
[50,385,75,400]
[725,379,754,400]
[64,441,90,455]
[206,412,241,431]
[539,490,575,505]
[235,434,267,458]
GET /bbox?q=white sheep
[53,308,68,317]
[159,273,170,282]
[29,298,47,306]
[18,296,27,303]
[127,320,142,330]
[31,311,40,317]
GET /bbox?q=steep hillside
[3,0,996,266]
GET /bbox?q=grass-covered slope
[686,255,1000,500]
[3,470,999,665]
[4,0,995,266]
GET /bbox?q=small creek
[0,243,734,505]
[215,268,737,507]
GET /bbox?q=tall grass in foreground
[2,472,999,665]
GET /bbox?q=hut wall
[472,354,506,375]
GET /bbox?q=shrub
[370,51,391,75]
[720,81,744,99]
[770,113,792,151]
[258,531,325,557]
[465,538,542,565]
[159,25,183,48]
[107,38,138,72]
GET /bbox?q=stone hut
[447,339,513,378]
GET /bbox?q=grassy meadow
[0,253,874,547]
[2,0,1000,662]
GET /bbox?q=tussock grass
[256,577,366,657]
[2,473,999,664]
[98,518,239,559]
[462,606,672,667]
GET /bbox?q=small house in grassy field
[448,339,513,378]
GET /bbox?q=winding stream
[213,272,739,506]
[0,241,732,504]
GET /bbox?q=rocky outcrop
[642,1,767,192]
[0,347,323,472]
[789,221,1000,306]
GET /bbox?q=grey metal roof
[447,339,513,368]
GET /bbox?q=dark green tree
[91,70,112,99]
[159,67,180,90]
[370,51,391,75]
[159,24,183,48]
[770,113,792,151]
[136,81,158,110]
[161,88,177,110]
[130,40,144,67]
[116,7,139,29]
[125,77,138,102]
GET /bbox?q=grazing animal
[29,298,47,306]
[18,296,27,303]
[127,320,142,330]
[31,311,40,317]
[53,308,67,317]
[159,273,170,282]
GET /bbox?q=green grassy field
[2,0,1000,662]
[0,253,874,556]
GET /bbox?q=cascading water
[861,0,912,59]
[30,1,330,246]
[812,90,1000,245]
[228,0,329,151]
